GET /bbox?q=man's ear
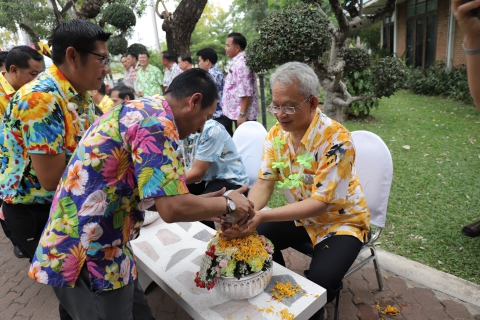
[310,95,319,111]
[125,95,131,102]
[9,65,18,74]
[65,47,80,69]
[188,92,203,111]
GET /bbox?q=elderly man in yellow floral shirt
[222,62,370,320]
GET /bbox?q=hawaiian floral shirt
[0,71,15,118]
[259,110,370,245]
[0,64,96,205]
[163,63,182,89]
[222,51,259,121]
[179,119,248,187]
[29,96,189,291]
[134,64,163,98]
[208,65,225,119]
[97,94,115,114]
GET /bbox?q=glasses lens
[284,107,295,114]
[268,106,279,114]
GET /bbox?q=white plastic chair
[292,130,393,319]
[232,122,268,186]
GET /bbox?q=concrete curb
[358,248,480,308]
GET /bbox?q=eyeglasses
[75,48,111,66]
[268,95,312,114]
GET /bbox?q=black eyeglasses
[268,95,312,114]
[74,48,111,66]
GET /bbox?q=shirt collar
[47,64,88,103]
[231,51,246,63]
[300,109,321,148]
[0,71,15,95]
[167,63,178,71]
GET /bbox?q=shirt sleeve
[194,124,224,162]
[311,132,354,204]
[123,111,188,200]
[18,92,65,155]
[258,129,279,181]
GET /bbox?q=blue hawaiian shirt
[208,65,225,119]
[180,119,248,187]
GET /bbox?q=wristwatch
[239,112,247,117]
[220,194,236,223]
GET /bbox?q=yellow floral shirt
[0,71,15,119]
[98,94,115,114]
[259,110,370,246]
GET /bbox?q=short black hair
[179,53,192,64]
[227,32,247,50]
[138,51,150,58]
[111,84,135,100]
[5,46,43,71]
[98,82,106,95]
[165,68,218,109]
[127,51,138,60]
[196,48,218,65]
[162,50,176,63]
[0,51,8,68]
[121,53,128,58]
[50,19,111,65]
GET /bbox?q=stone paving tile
[441,300,477,320]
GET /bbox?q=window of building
[406,0,438,68]
[382,16,395,55]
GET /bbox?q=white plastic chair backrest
[232,122,268,186]
[351,130,393,228]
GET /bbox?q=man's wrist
[239,112,247,117]
[464,36,480,51]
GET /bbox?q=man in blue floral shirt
[29,69,255,320]
[197,48,227,127]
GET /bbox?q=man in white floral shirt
[162,50,182,92]
[222,32,259,136]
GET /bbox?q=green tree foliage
[128,43,148,54]
[108,35,129,55]
[103,3,136,30]
[247,3,330,73]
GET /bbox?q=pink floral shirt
[221,51,259,120]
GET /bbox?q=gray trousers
[53,263,155,320]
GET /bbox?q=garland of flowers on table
[271,110,321,198]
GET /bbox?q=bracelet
[462,42,480,55]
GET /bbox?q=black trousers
[256,221,363,303]
[53,263,154,320]
[187,180,248,229]
[3,202,51,261]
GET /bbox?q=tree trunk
[158,0,208,55]
[74,0,105,20]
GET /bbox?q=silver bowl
[215,265,273,300]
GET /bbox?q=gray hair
[270,62,319,98]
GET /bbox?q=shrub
[371,56,408,98]
[128,43,148,54]
[107,35,128,56]
[103,4,136,30]
[344,48,371,77]
[246,3,330,73]
[406,61,473,105]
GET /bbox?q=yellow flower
[105,263,120,284]
[40,247,66,269]
[54,214,76,234]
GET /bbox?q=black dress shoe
[13,246,26,259]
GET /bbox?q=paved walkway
[1,228,479,320]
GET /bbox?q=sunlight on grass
[259,90,480,285]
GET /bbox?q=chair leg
[370,246,384,291]
[334,289,340,320]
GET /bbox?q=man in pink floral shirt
[221,32,259,136]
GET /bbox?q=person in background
[0,46,44,259]
[222,32,259,136]
[161,50,182,92]
[120,53,130,85]
[90,82,114,114]
[452,0,480,238]
[197,47,226,129]
[178,53,193,71]
[124,51,138,89]
[0,51,8,72]
[110,84,135,106]
[179,118,249,228]
[135,51,163,98]
[29,68,254,320]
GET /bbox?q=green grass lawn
[259,91,480,285]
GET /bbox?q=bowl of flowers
[194,231,274,300]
